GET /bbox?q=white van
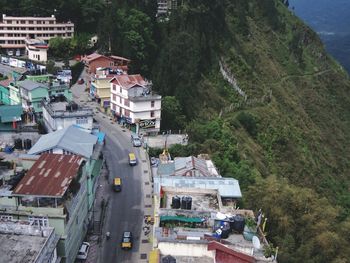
[76,242,90,260]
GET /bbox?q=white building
[110,74,162,134]
[25,38,48,62]
[42,97,93,133]
[0,14,74,55]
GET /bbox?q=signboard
[139,119,156,129]
[9,58,17,67]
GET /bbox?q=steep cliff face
[154,1,350,261]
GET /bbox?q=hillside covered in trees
[1,0,350,262]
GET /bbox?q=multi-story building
[25,38,48,62]
[110,74,162,134]
[157,0,178,16]
[0,219,58,263]
[0,14,74,55]
[82,53,129,74]
[0,79,11,104]
[0,154,89,263]
[89,68,116,113]
[16,79,72,113]
[42,97,93,132]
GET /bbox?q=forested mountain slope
[153,1,350,261]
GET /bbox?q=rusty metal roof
[13,154,83,197]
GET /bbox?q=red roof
[13,154,83,197]
[0,79,12,87]
[110,74,147,89]
[207,241,256,263]
[82,53,107,63]
[110,55,130,62]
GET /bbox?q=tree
[160,96,186,131]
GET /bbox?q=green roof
[160,216,204,223]
[0,105,22,123]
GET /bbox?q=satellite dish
[252,236,261,250]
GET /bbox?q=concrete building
[25,38,48,62]
[82,53,130,74]
[42,97,93,132]
[0,14,74,55]
[26,124,103,219]
[16,79,72,114]
[0,78,11,105]
[0,104,23,131]
[89,68,116,113]
[110,74,162,134]
[157,0,178,16]
[0,219,58,263]
[0,154,89,263]
[152,187,276,263]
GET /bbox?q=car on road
[78,78,85,85]
[131,134,142,147]
[113,177,122,192]
[76,242,90,260]
[121,231,133,249]
[129,153,137,166]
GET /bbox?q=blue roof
[28,125,98,158]
[153,176,242,198]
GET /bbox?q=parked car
[76,242,90,260]
[78,78,85,85]
[121,231,133,249]
[150,157,159,167]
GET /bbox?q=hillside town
[0,5,283,263]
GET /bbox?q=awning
[160,216,204,223]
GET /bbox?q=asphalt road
[71,71,144,263]
[96,113,144,263]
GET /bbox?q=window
[0,215,13,220]
[151,101,155,108]
[120,97,122,104]
[7,21,12,24]
[113,84,116,91]
[124,99,130,107]
[119,87,122,93]
[150,111,155,118]
[112,94,116,101]
[124,109,130,117]
[76,117,88,125]
[29,21,33,24]
[28,216,49,227]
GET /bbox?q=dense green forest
[2,0,350,261]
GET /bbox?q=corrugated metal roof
[0,105,23,123]
[17,80,48,91]
[28,125,97,158]
[13,154,83,197]
[153,176,242,198]
[110,74,146,89]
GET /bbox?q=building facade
[25,38,48,62]
[110,74,162,134]
[0,154,89,263]
[90,72,114,113]
[0,220,58,263]
[0,14,74,55]
[0,79,11,105]
[42,98,93,132]
[82,53,129,74]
